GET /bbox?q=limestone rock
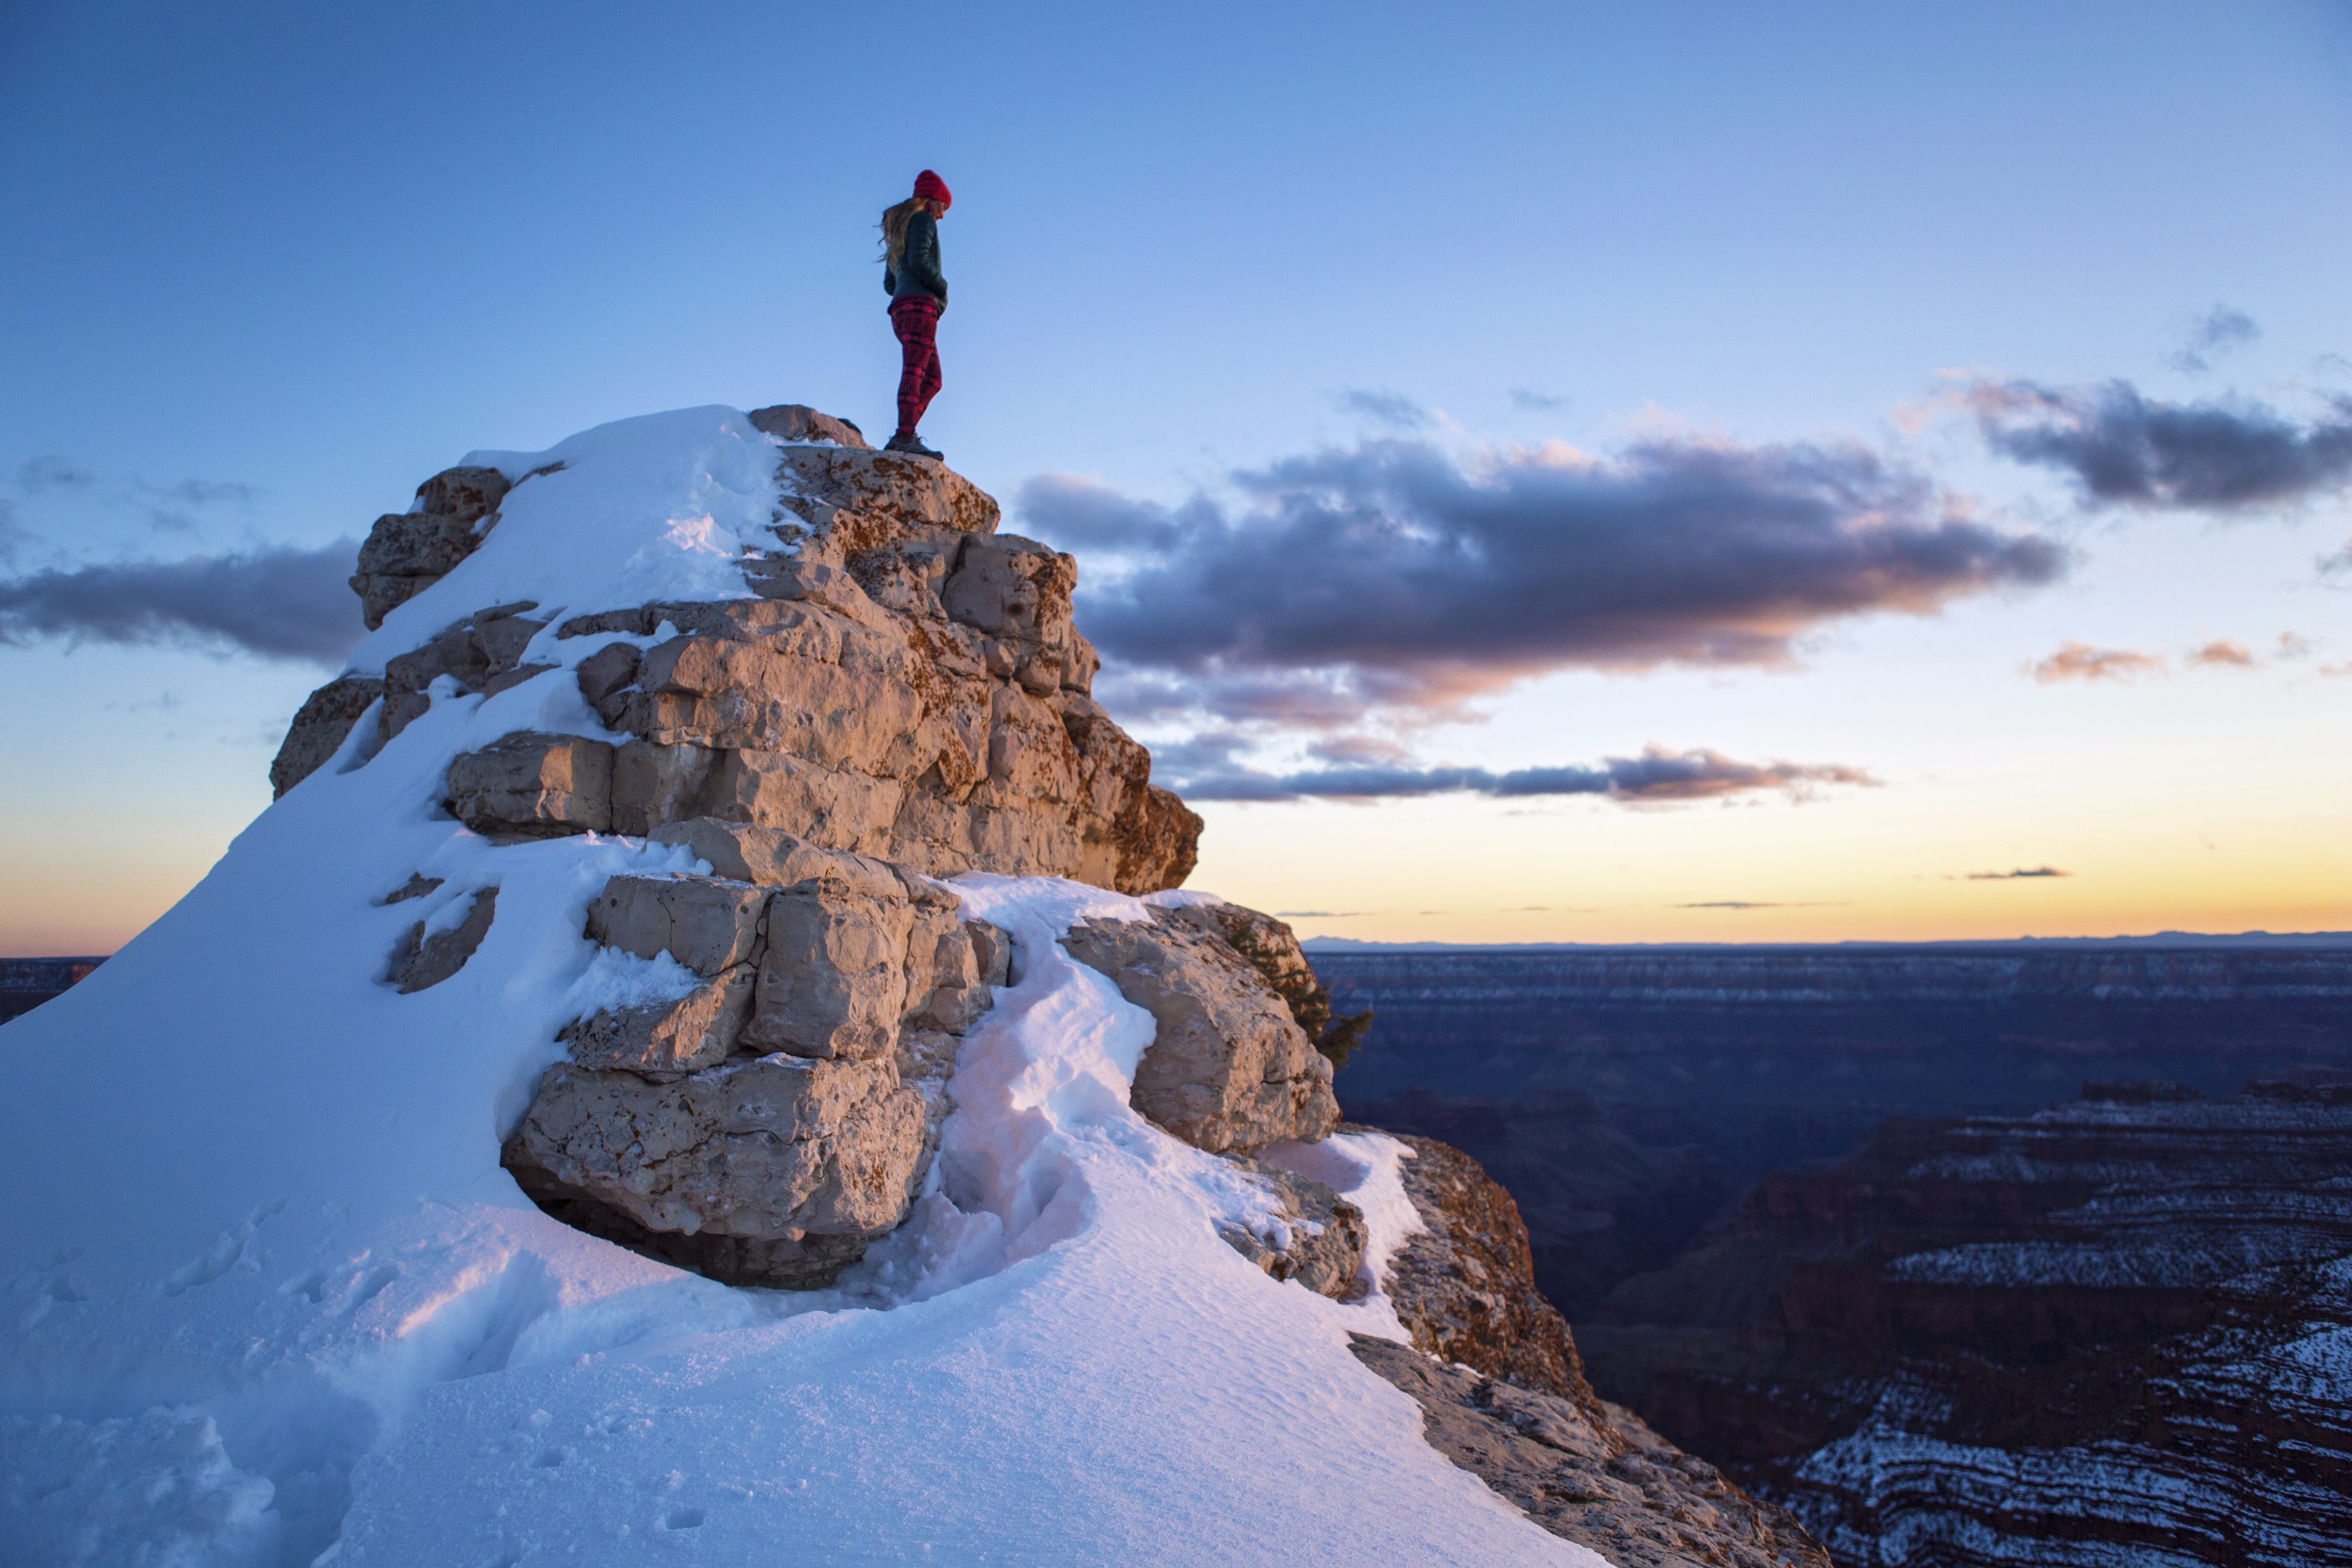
[586,873,767,976]
[747,404,870,450]
[558,965,755,1077]
[270,674,385,797]
[503,1054,924,1280]
[1349,1334,1831,1568]
[1172,901,1373,1069]
[413,465,511,524]
[775,444,1000,541]
[1061,911,1340,1153]
[388,886,497,993]
[895,1027,962,1172]
[1370,1128,1596,1406]
[742,878,915,1061]
[382,603,546,698]
[609,741,717,837]
[705,748,904,854]
[649,818,901,897]
[1216,1159,1367,1298]
[575,640,641,726]
[349,466,514,630]
[967,920,1013,988]
[445,733,614,837]
[307,414,1200,894]
[904,907,992,1036]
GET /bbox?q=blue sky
[4,1,2349,952]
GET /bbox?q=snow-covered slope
[0,409,1599,1566]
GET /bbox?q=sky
[2,0,2348,954]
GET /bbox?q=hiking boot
[884,433,942,460]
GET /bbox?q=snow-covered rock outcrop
[3,404,1839,1566]
[0,405,1624,1566]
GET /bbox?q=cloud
[1965,866,2070,880]
[2027,641,2166,684]
[0,540,363,665]
[1963,377,2352,511]
[2322,538,2352,580]
[1510,388,1566,411]
[2185,638,2256,669]
[1026,434,2062,725]
[2275,632,2316,660]
[2167,306,2261,374]
[138,477,265,533]
[0,500,25,565]
[1336,390,1431,430]
[1673,900,1844,910]
[1161,742,1877,805]
[16,456,94,493]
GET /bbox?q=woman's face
[925,198,948,219]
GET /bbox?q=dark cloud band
[0,541,363,665]
[1164,744,1875,804]
[1025,434,2062,725]
[1966,378,2352,511]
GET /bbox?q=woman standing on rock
[881,170,951,459]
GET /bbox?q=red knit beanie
[913,169,951,209]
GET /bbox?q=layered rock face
[1365,1129,1830,1568]
[1576,1082,2352,1567]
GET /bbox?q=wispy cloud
[1965,866,2070,880]
[1162,742,1877,805]
[138,478,264,533]
[0,541,363,665]
[2166,305,2261,374]
[1961,377,2352,512]
[2185,638,2256,669]
[2027,641,2167,684]
[16,456,95,493]
[1335,389,1431,430]
[1510,388,1566,411]
[0,499,26,566]
[1673,900,1845,910]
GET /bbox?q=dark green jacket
[884,210,947,306]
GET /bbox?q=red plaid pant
[890,296,943,435]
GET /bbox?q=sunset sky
[2,0,2348,954]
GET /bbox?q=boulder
[349,467,528,629]
[1216,1159,1366,1298]
[747,404,870,450]
[575,640,641,725]
[558,966,755,1077]
[1061,911,1340,1153]
[585,874,767,976]
[775,444,1000,542]
[270,674,385,797]
[388,886,497,993]
[1168,902,1373,1068]
[445,732,614,837]
[503,1054,924,1286]
[741,878,916,1061]
[413,465,510,524]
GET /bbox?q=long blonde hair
[879,196,927,268]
